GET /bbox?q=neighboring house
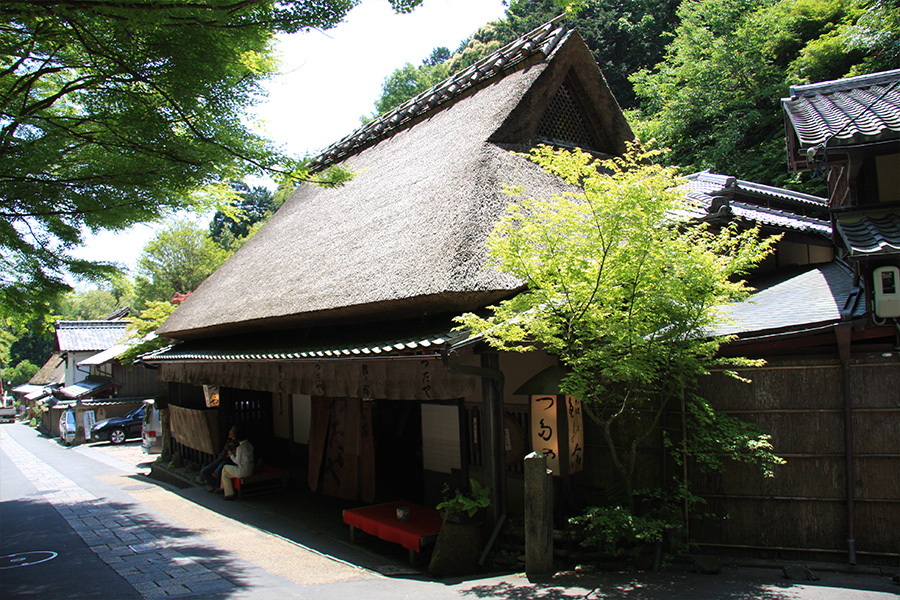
[46,311,165,443]
[143,22,897,564]
[55,319,130,388]
[682,70,900,564]
[18,353,66,424]
[783,68,900,324]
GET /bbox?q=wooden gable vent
[535,78,596,150]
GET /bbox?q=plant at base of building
[570,505,676,560]
[436,478,491,523]
[570,484,712,563]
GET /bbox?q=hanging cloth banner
[308,397,376,502]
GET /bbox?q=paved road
[2,422,898,600]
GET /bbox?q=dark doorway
[373,400,423,504]
[220,388,274,464]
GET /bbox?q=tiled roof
[308,16,569,172]
[681,171,832,237]
[55,321,129,352]
[833,205,900,258]
[710,262,863,338]
[55,378,119,400]
[782,69,900,148]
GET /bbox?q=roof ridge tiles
[787,68,900,98]
[56,320,128,328]
[308,15,569,172]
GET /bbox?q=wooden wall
[693,354,899,561]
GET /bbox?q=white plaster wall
[292,394,311,444]
[422,403,460,473]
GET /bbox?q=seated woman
[219,426,254,501]
[201,425,238,491]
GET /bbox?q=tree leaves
[0,0,419,322]
[457,143,782,506]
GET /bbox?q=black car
[91,405,145,445]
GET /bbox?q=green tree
[629,0,892,188]
[369,24,506,117]
[53,289,121,321]
[209,182,277,251]
[3,359,38,388]
[7,329,52,373]
[119,300,180,365]
[843,0,900,73]
[134,221,229,308]
[496,0,681,108]
[374,61,451,115]
[0,0,418,323]
[457,144,783,512]
[368,0,681,117]
[424,46,452,66]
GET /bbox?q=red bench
[343,501,443,565]
[232,464,289,498]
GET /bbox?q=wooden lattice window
[536,81,595,150]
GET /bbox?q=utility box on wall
[873,265,900,318]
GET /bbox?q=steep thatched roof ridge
[308,16,568,172]
[158,21,632,341]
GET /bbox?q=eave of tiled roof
[782,69,900,148]
[55,378,120,400]
[682,171,832,237]
[833,204,900,258]
[308,16,569,172]
[710,262,863,339]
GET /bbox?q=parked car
[141,399,162,454]
[60,409,77,445]
[91,405,145,445]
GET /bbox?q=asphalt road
[2,422,898,600]
[0,447,142,599]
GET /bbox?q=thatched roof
[158,19,632,341]
[29,353,65,386]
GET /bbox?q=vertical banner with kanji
[82,410,96,441]
[530,394,584,477]
[565,395,584,475]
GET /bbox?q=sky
[72,0,508,277]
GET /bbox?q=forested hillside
[370,0,898,189]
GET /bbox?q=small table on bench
[342,501,443,565]
[232,464,289,499]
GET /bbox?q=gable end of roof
[308,16,572,171]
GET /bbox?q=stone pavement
[1,427,237,599]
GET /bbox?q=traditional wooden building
[685,70,900,564]
[147,18,633,517]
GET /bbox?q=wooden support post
[524,451,553,576]
[481,352,506,528]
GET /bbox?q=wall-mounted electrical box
[873,265,900,318]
